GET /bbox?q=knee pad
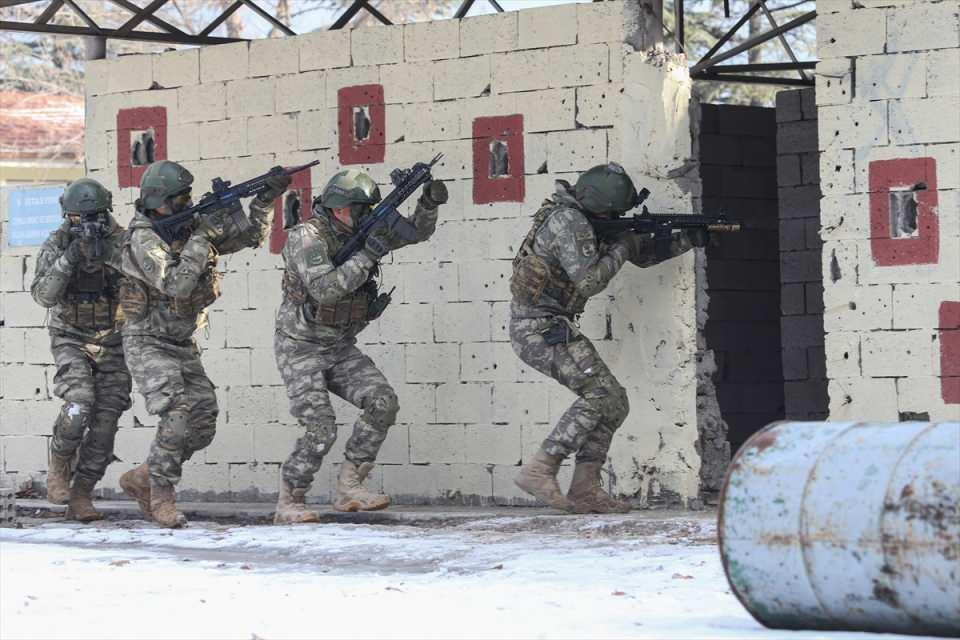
[156,410,190,453]
[185,419,217,454]
[585,378,629,428]
[302,422,338,457]
[53,402,94,448]
[362,387,399,429]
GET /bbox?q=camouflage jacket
[119,198,273,342]
[510,188,692,319]
[31,216,126,344]
[275,200,438,345]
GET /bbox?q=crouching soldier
[509,163,704,513]
[117,160,289,527]
[273,169,446,524]
[31,178,132,522]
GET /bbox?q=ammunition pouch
[510,205,587,315]
[282,270,376,329]
[118,269,221,322]
[59,264,123,330]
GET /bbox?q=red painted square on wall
[868,157,939,266]
[473,114,525,204]
[269,167,313,254]
[338,84,385,165]
[939,301,960,404]
[116,107,167,188]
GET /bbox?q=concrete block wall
[817,0,960,422]
[698,104,784,452]
[776,88,828,421]
[0,1,704,505]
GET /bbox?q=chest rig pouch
[59,264,123,330]
[510,203,588,315]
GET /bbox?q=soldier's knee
[301,423,338,457]
[156,410,190,453]
[585,378,629,427]
[54,402,94,442]
[363,387,399,429]
[186,423,216,453]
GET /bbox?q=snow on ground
[0,515,933,640]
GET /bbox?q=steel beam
[116,0,168,36]
[706,61,816,73]
[453,0,476,19]
[696,3,760,69]
[360,0,391,26]
[690,10,816,75]
[330,0,364,29]
[692,72,814,86]
[62,0,99,30]
[242,0,295,35]
[198,0,243,37]
[106,0,185,35]
[757,0,808,81]
[0,19,242,44]
[33,0,63,25]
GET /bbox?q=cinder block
[277,70,325,113]
[776,89,803,123]
[436,382,492,424]
[434,302,492,343]
[893,283,960,329]
[248,348,281,387]
[166,122,200,162]
[493,382,549,425]
[0,255,25,292]
[324,65,380,107]
[781,282,806,316]
[816,9,885,58]
[519,3,577,49]
[297,109,333,151]
[249,36,299,78]
[780,314,825,348]
[434,221,492,263]
[84,58,110,97]
[777,154,802,186]
[780,249,821,283]
[200,41,249,83]
[546,128,606,173]
[409,424,466,463]
[782,346,808,380]
[464,424,521,465]
[861,330,933,378]
[458,260,511,302]
[815,58,854,106]
[224,308,276,348]
[247,114,298,155]
[198,118,247,159]
[178,83,227,124]
[828,376,899,421]
[461,342,519,382]
[0,399,59,436]
[376,424,409,465]
[379,61,435,104]
[927,49,960,97]
[819,193,867,241]
[577,1,622,44]
[824,331,861,378]
[226,77,276,117]
[456,93,518,135]
[516,88,575,133]
[823,283,893,332]
[113,427,154,464]
[84,122,115,170]
[805,282,824,314]
[177,462,231,500]
[857,53,927,100]
[203,348,251,389]
[227,385,277,426]
[800,152,820,186]
[1,436,48,472]
[378,303,433,343]
[818,102,888,150]
[777,119,818,154]
[433,56,491,101]
[404,18,458,62]
[491,49,550,94]
[577,83,621,128]
[548,44,609,89]
[154,48,198,89]
[3,292,46,327]
[888,2,960,53]
[107,54,154,94]
[396,383,436,426]
[300,29,351,71]
[853,142,959,193]
[0,329,25,364]
[459,12,517,57]
[352,24,403,67]
[405,343,460,383]
[897,377,960,422]
[403,262,459,304]
[402,101,461,142]
[889,96,960,145]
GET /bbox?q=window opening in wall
[489,139,510,178]
[352,106,371,141]
[130,128,155,166]
[283,192,301,229]
[888,184,924,238]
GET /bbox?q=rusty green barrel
[719,421,960,637]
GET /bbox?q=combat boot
[65,478,104,522]
[149,482,187,528]
[333,462,390,512]
[119,463,152,519]
[47,452,73,505]
[567,461,631,514]
[515,448,571,511]
[274,480,321,524]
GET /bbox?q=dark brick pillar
[776,88,828,420]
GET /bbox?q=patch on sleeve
[304,241,329,268]
[575,231,596,257]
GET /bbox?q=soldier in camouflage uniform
[31,178,132,522]
[273,169,446,524]
[116,160,289,528]
[509,163,705,513]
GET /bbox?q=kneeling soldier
[509,163,702,513]
[117,160,289,527]
[273,169,446,523]
[32,178,132,522]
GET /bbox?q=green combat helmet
[574,162,640,218]
[60,178,112,216]
[138,160,194,211]
[319,169,382,226]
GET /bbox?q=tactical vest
[510,203,588,316]
[58,263,124,330]
[117,234,222,322]
[281,216,376,329]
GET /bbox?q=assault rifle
[331,154,443,267]
[151,160,319,245]
[68,218,106,259]
[589,187,742,243]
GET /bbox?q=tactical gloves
[62,239,84,265]
[420,179,448,209]
[259,174,293,203]
[363,226,393,261]
[192,215,222,242]
[616,232,652,265]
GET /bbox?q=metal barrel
[719,421,960,637]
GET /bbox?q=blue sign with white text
[7,186,64,247]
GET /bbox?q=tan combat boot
[47,452,73,505]
[567,461,631,514]
[515,448,571,511]
[274,480,321,524]
[65,478,104,523]
[149,482,187,528]
[119,463,152,519]
[333,462,390,512]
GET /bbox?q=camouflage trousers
[49,331,132,485]
[275,332,399,490]
[510,316,629,463]
[123,335,218,487]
